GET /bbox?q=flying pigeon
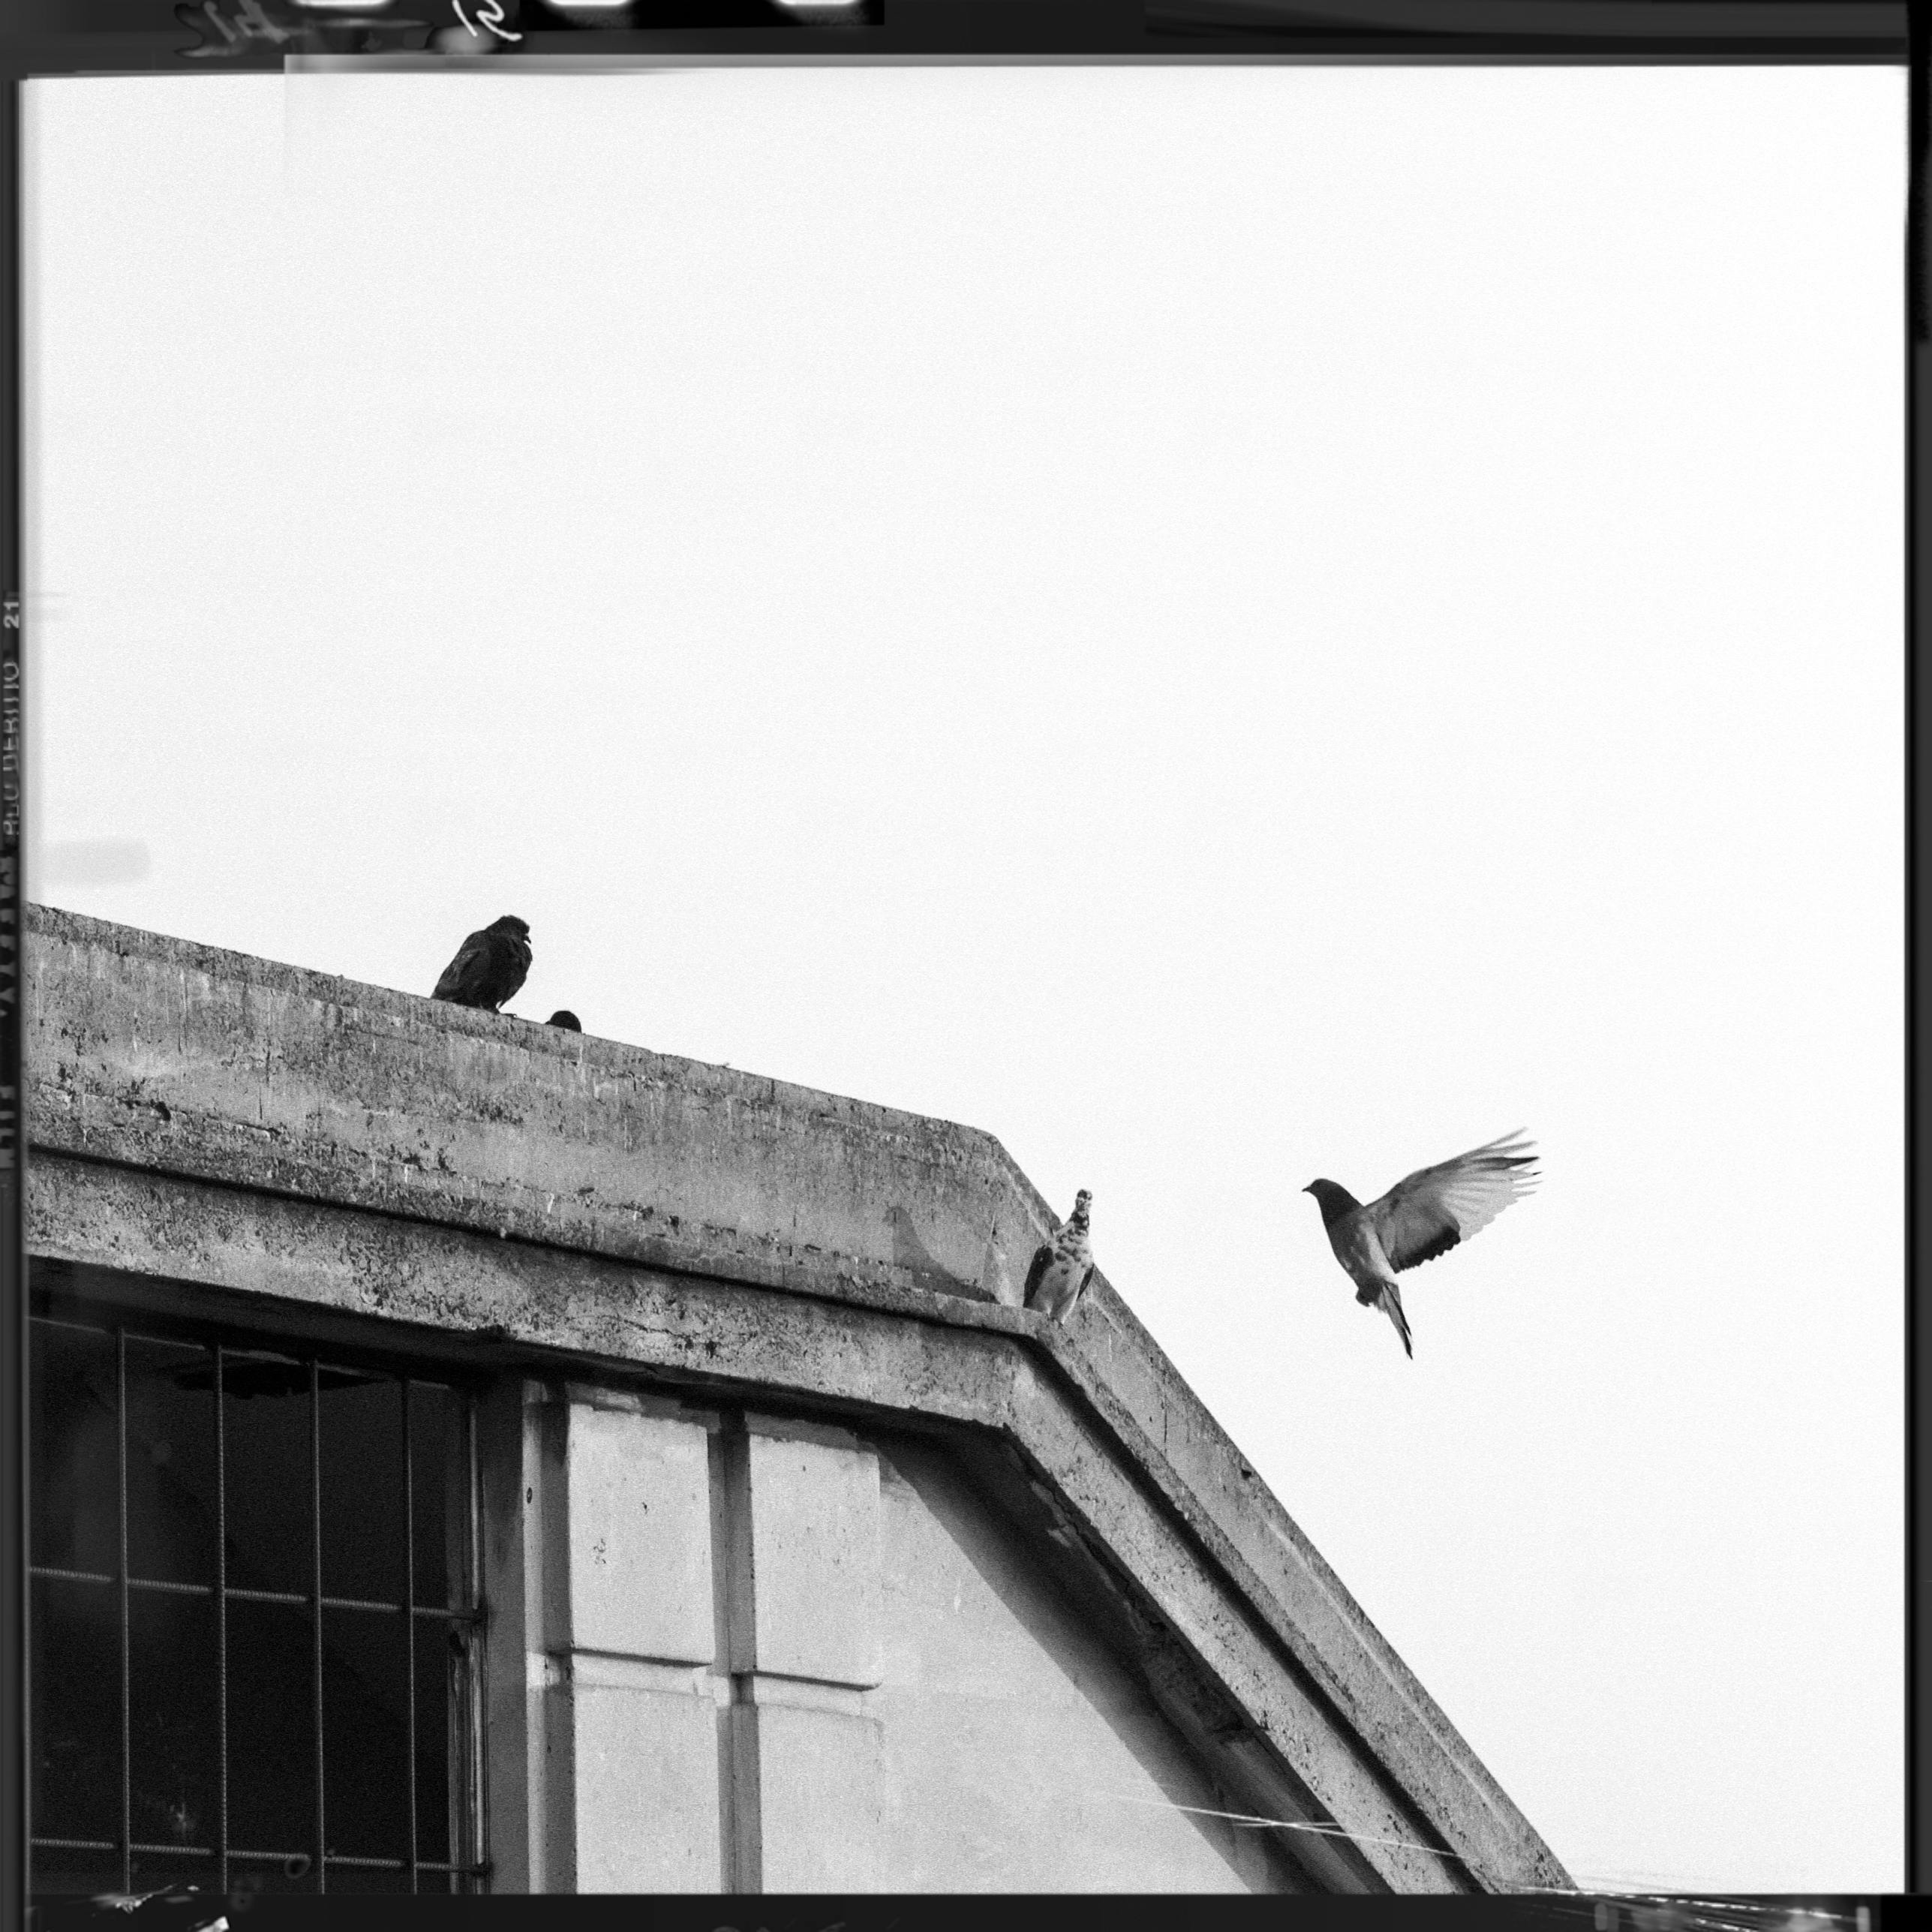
[1025,1189,1096,1324]
[547,1010,581,1031]
[1303,1133,1538,1358]
[431,915,531,1011]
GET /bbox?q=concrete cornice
[24,903,1572,1895]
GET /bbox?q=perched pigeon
[1025,1189,1096,1324]
[547,1010,581,1031]
[431,915,531,1011]
[1303,1133,1538,1358]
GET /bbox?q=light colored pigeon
[1025,1190,1096,1324]
[1303,1134,1538,1357]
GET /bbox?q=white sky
[23,64,1903,1895]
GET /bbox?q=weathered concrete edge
[23,905,1570,1888]
[1028,1315,1558,1885]
[26,904,1010,1309]
[28,1151,1471,1893]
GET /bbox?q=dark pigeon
[547,1010,581,1031]
[1303,1133,1538,1358]
[431,915,531,1011]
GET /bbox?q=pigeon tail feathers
[1377,1284,1414,1358]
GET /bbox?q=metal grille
[27,1303,488,1897]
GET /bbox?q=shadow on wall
[869,1430,1303,1894]
[882,1203,995,1303]
[884,1205,1024,1308]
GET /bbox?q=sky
[23,62,1904,1894]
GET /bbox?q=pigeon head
[488,915,532,969]
[1303,1179,1360,1227]
[1070,1188,1092,1226]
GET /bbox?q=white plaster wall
[503,1389,1296,1893]
[870,1439,1297,1892]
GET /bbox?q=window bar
[461,1393,482,1893]
[117,1327,131,1893]
[21,1574,424,1615]
[311,1357,325,1894]
[215,1347,229,1898]
[402,1378,418,1895]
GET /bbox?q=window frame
[26,1266,491,1899]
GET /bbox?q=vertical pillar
[478,1380,552,1894]
[482,1390,887,1894]
[724,1415,884,1892]
[553,1388,723,1892]
[483,1382,727,1893]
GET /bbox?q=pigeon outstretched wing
[1366,1132,1538,1275]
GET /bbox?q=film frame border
[0,2,1913,1920]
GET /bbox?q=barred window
[28,1290,487,1897]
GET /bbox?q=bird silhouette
[1303,1134,1537,1358]
[431,915,531,1011]
[546,1010,581,1031]
[1024,1189,1096,1324]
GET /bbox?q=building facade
[23,905,1571,1897]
